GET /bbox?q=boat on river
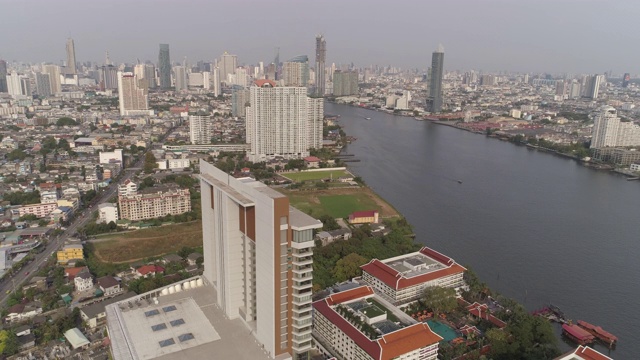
[562,323,595,345]
[577,320,618,347]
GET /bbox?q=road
[0,153,146,307]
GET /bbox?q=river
[327,102,639,359]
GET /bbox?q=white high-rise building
[6,72,23,96]
[189,115,213,144]
[202,71,211,90]
[234,67,248,87]
[283,56,309,87]
[42,64,62,94]
[117,71,152,116]
[220,52,238,83]
[245,80,324,162]
[173,66,188,91]
[591,106,640,148]
[199,161,322,359]
[212,67,221,96]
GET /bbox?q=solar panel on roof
[163,305,177,313]
[158,338,175,348]
[178,333,194,342]
[145,309,160,317]
[151,323,167,332]
[170,319,185,327]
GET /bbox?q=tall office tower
[20,77,32,96]
[314,35,326,96]
[35,73,52,97]
[189,115,213,144]
[212,67,221,96]
[569,81,582,99]
[0,60,7,92]
[231,86,250,117]
[220,52,238,83]
[173,66,188,91]
[427,45,444,113]
[133,63,145,83]
[584,74,602,99]
[158,44,172,89]
[283,55,309,87]
[266,63,277,80]
[555,80,568,98]
[199,161,322,359]
[245,80,324,162]
[117,71,151,116]
[144,64,157,89]
[332,70,358,96]
[66,38,77,74]
[622,73,630,88]
[6,72,22,96]
[42,64,62,94]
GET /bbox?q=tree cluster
[4,191,41,205]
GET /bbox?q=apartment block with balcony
[200,160,322,360]
[118,188,191,221]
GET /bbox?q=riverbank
[429,120,640,176]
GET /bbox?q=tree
[144,152,158,174]
[58,138,71,151]
[56,117,78,126]
[422,286,457,317]
[332,253,368,282]
[6,149,27,161]
[319,215,340,231]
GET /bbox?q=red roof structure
[136,265,165,276]
[303,156,321,162]
[254,79,276,88]
[326,286,374,306]
[360,247,466,291]
[65,266,89,280]
[564,345,614,360]
[562,324,595,345]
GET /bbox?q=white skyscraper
[189,115,213,144]
[173,66,188,91]
[220,52,238,84]
[283,56,309,87]
[212,67,221,96]
[6,72,23,96]
[246,80,324,162]
[42,64,61,94]
[117,71,152,116]
[234,67,248,87]
[199,161,322,359]
[202,71,211,90]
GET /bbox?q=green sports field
[281,170,350,182]
[318,194,378,218]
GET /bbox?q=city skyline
[0,0,638,74]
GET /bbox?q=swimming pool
[426,320,458,342]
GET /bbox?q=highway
[0,153,146,308]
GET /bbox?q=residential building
[245,80,324,162]
[333,70,358,97]
[35,72,52,97]
[211,66,221,96]
[220,52,238,84]
[57,244,84,264]
[231,86,249,117]
[158,44,171,89]
[174,66,188,91]
[117,72,152,116]
[80,291,134,329]
[97,203,119,224]
[136,265,164,278]
[427,46,444,113]
[18,202,58,218]
[591,106,640,148]
[200,161,323,358]
[5,303,43,323]
[622,73,630,88]
[189,115,213,144]
[584,74,603,99]
[168,158,191,169]
[66,38,77,74]
[100,65,118,90]
[315,35,326,96]
[118,188,191,221]
[42,64,62,94]
[283,56,309,87]
[74,271,93,291]
[118,179,138,196]
[0,59,7,92]
[97,276,122,296]
[313,286,441,360]
[361,247,466,305]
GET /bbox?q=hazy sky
[1,0,638,74]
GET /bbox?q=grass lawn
[319,194,379,218]
[93,221,202,263]
[281,169,350,182]
[368,298,400,323]
[361,304,385,318]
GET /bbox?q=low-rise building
[303,156,321,168]
[349,210,379,224]
[18,202,58,218]
[64,328,90,350]
[118,179,138,197]
[74,271,93,291]
[97,275,122,296]
[57,244,84,264]
[313,286,442,360]
[80,291,135,328]
[98,203,119,224]
[361,247,466,305]
[136,264,164,278]
[5,303,43,323]
[119,188,191,221]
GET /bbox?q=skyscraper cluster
[590,106,640,148]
